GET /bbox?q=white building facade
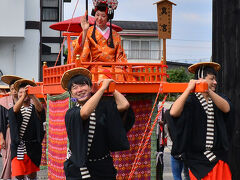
[113,21,163,63]
[0,0,41,81]
[0,0,68,82]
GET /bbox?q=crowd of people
[0,0,235,179]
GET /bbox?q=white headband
[197,66,205,79]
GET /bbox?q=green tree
[167,67,193,83]
[63,46,68,64]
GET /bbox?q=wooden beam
[28,82,208,95]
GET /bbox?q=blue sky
[64,0,212,63]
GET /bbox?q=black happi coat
[64,97,135,180]
[166,93,234,179]
[8,106,45,167]
[0,105,9,140]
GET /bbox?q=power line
[170,38,211,42]
[168,57,210,60]
[167,58,210,63]
[167,45,211,49]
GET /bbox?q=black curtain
[212,0,240,179]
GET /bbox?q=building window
[43,0,58,7]
[140,41,150,59]
[122,40,161,60]
[42,8,59,21]
[42,0,59,21]
[150,41,161,60]
[130,41,140,59]
[123,40,130,58]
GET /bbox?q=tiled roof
[112,20,158,30]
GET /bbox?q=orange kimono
[73,26,127,81]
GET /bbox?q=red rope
[128,83,168,179]
[54,0,81,66]
[128,84,162,174]
[128,93,168,179]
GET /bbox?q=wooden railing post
[75,54,81,67]
[67,34,72,64]
[43,61,48,84]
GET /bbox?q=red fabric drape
[48,98,69,180]
[112,99,152,179]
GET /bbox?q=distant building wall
[167,61,191,70]
[0,0,25,37]
[0,31,40,80]
[121,36,162,63]
[41,0,63,67]
[0,0,41,80]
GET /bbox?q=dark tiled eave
[112,20,158,31]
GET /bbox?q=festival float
[8,0,207,179]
